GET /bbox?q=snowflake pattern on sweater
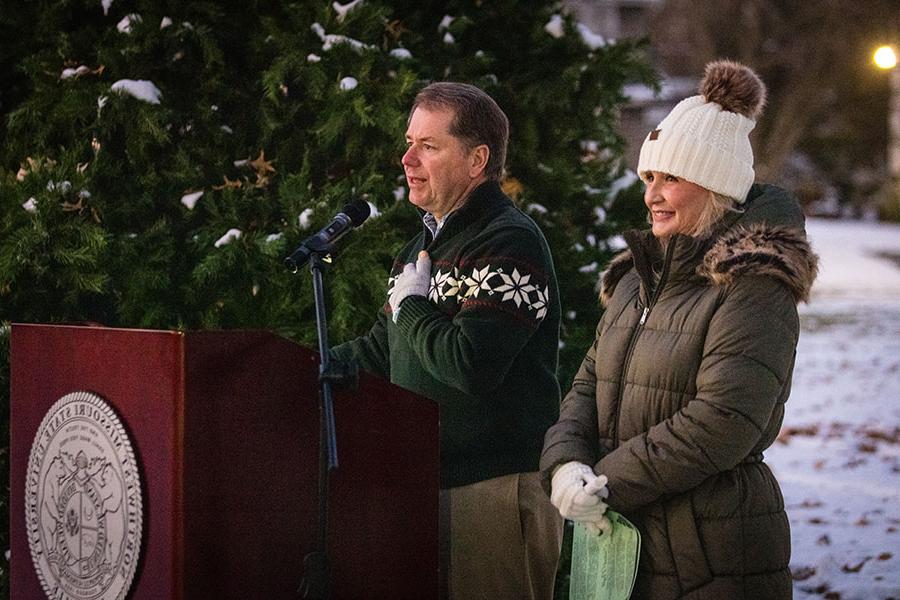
[387,263,550,321]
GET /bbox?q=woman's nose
[644,183,659,204]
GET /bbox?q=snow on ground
[766,217,900,599]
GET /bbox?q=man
[331,82,562,599]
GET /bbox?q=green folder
[569,511,641,600]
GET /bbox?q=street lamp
[874,45,900,181]
[874,45,897,70]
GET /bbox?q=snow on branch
[310,22,374,53]
[60,66,91,79]
[214,228,242,248]
[544,14,564,39]
[390,48,412,60]
[110,79,162,104]
[576,23,606,49]
[181,191,203,210]
[333,0,364,23]
[117,14,142,34]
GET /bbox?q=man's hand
[389,251,431,322]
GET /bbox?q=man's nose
[402,146,418,167]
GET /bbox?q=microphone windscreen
[343,199,371,227]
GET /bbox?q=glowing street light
[874,45,900,181]
[874,45,897,70]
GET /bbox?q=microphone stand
[293,246,358,599]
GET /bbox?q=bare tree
[649,0,900,187]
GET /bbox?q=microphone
[284,199,371,271]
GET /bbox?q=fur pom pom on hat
[637,60,767,202]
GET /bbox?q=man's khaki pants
[440,471,564,600]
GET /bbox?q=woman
[540,60,818,598]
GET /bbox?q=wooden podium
[10,323,440,599]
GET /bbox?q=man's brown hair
[410,82,509,181]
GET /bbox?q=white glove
[389,251,431,322]
[550,461,610,531]
[580,515,612,536]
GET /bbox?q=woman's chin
[651,223,676,238]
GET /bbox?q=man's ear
[469,145,489,178]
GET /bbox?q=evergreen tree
[0,1,654,594]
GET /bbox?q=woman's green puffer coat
[541,184,818,599]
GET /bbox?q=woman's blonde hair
[681,191,741,239]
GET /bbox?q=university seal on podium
[25,391,143,600]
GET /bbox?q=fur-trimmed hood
[601,185,819,305]
[697,223,818,303]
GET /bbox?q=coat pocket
[664,494,713,594]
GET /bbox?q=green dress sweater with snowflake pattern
[331,181,561,488]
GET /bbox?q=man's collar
[422,211,441,238]
[420,180,506,239]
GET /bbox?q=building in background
[565,0,696,172]
[564,0,656,41]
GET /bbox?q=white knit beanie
[637,60,767,203]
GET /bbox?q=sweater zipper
[611,240,676,445]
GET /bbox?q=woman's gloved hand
[550,461,610,534]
